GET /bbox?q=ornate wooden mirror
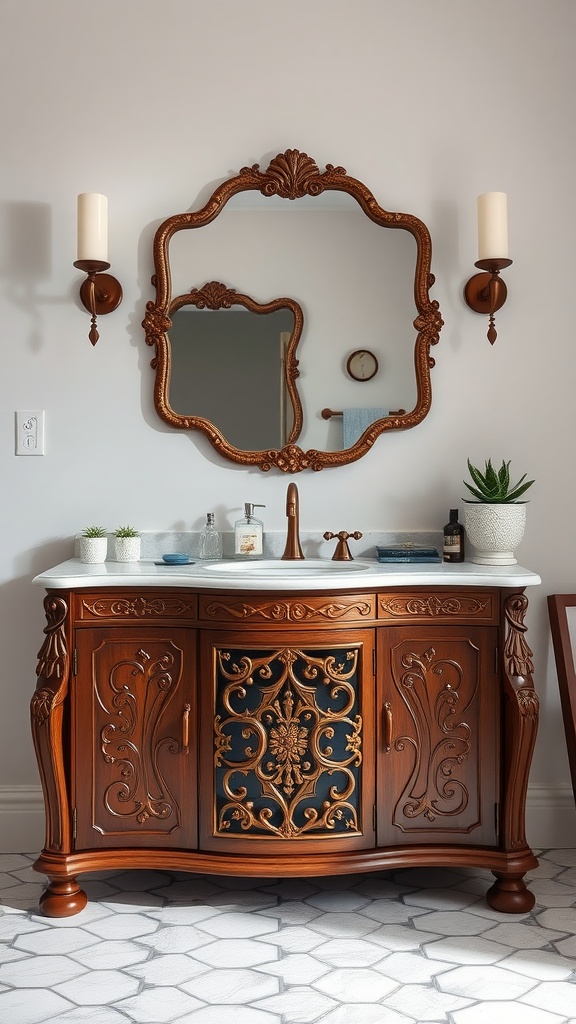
[143,149,444,472]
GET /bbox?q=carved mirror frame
[157,281,303,450]
[143,149,444,472]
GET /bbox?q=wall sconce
[73,193,122,345]
[464,192,512,344]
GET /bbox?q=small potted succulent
[113,525,141,563]
[80,526,108,564]
[463,458,534,565]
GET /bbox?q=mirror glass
[143,150,443,472]
[168,193,418,453]
[168,302,298,451]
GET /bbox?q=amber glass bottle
[443,508,465,562]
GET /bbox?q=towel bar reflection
[321,407,406,419]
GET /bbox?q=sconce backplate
[464,272,508,315]
[79,273,123,315]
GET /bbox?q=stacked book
[376,544,441,564]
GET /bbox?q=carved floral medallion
[213,645,363,839]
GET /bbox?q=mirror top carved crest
[142,149,444,472]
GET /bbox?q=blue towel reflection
[342,408,387,448]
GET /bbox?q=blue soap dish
[161,553,192,565]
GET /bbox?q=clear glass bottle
[443,508,465,563]
[234,503,265,559]
[199,512,222,560]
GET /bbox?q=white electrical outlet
[16,410,45,456]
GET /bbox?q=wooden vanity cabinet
[31,583,539,917]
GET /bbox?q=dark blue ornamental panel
[213,645,363,839]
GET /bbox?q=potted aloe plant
[80,526,108,564]
[463,458,534,565]
[113,525,141,562]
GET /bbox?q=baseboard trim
[0,786,44,853]
[1,784,575,855]
[526,785,576,849]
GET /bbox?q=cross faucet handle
[323,530,363,561]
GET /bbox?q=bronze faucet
[281,482,305,560]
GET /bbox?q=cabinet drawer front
[377,590,498,625]
[77,591,198,622]
[199,593,376,625]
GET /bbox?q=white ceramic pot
[464,503,527,565]
[114,536,141,562]
[80,536,108,564]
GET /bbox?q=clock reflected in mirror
[346,349,378,382]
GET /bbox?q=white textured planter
[114,536,141,562]
[80,536,108,564]
[464,503,527,565]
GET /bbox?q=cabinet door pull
[383,702,393,753]
[182,703,191,754]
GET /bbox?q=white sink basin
[202,558,374,577]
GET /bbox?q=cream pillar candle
[477,192,508,261]
[77,193,108,263]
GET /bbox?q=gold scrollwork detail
[381,595,489,618]
[214,646,362,839]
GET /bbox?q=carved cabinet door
[377,626,499,847]
[198,629,375,854]
[73,627,197,849]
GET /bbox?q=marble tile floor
[1,850,576,1024]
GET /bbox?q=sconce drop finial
[74,194,122,345]
[73,260,123,345]
[464,192,512,344]
[464,258,513,344]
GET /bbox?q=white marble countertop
[32,557,541,593]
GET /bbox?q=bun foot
[39,878,88,917]
[486,873,535,913]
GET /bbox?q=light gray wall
[1,0,575,849]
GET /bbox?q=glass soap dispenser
[199,512,222,560]
[234,503,265,559]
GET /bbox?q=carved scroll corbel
[504,593,535,680]
[32,594,69,716]
[30,594,71,852]
[500,591,539,850]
